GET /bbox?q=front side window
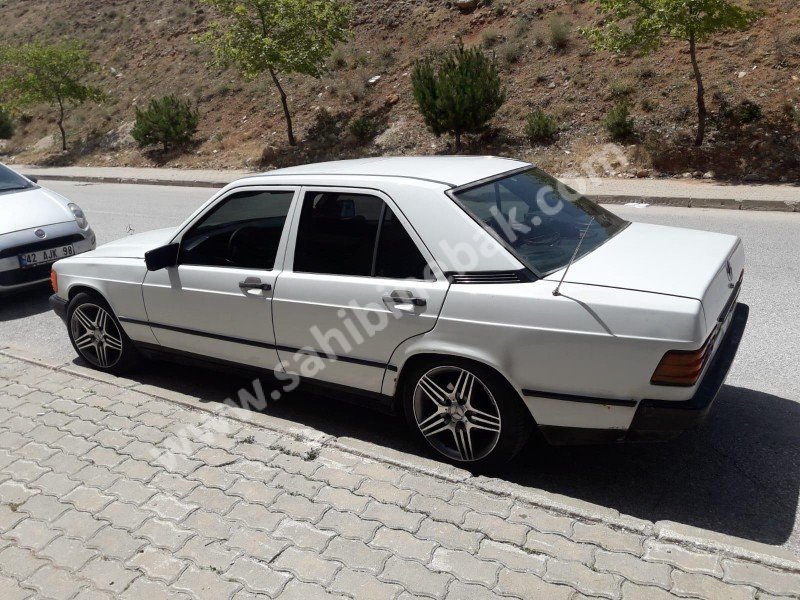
[293,191,432,280]
[180,189,294,269]
[453,168,628,275]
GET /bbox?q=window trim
[285,185,443,282]
[171,185,300,272]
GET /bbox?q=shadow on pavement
[0,285,52,322]
[83,356,800,550]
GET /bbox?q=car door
[141,186,298,370]
[272,187,450,393]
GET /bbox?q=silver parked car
[0,163,96,294]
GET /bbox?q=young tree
[582,0,759,146]
[412,43,506,150]
[0,42,104,151]
[131,95,200,153]
[196,0,352,146]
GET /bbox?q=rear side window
[293,192,433,280]
[180,190,293,270]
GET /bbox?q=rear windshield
[0,163,34,193]
[453,168,628,276]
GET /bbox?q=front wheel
[402,358,532,470]
[67,292,140,374]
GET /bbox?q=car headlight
[68,203,89,229]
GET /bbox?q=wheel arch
[390,351,536,429]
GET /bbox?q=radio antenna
[553,217,595,297]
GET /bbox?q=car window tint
[375,207,432,280]
[293,192,383,277]
[181,190,293,270]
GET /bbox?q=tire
[66,291,140,375]
[402,357,532,471]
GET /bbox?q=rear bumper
[50,294,69,324]
[626,302,749,441]
[540,302,749,445]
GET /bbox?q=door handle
[239,278,272,292]
[383,291,426,307]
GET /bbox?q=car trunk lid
[546,222,744,334]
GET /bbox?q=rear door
[272,187,450,393]
[141,186,298,370]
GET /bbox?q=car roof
[245,156,530,188]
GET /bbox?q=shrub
[610,78,635,98]
[730,100,762,124]
[524,111,558,145]
[550,17,570,51]
[500,39,525,65]
[0,106,13,139]
[308,108,341,144]
[348,115,379,143]
[131,95,199,152]
[604,101,634,140]
[411,42,506,149]
[481,28,502,48]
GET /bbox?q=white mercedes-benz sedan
[49,157,747,468]
[1,162,96,295]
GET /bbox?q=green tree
[412,43,506,150]
[196,0,352,146]
[131,95,200,152]
[582,0,759,146]
[0,105,13,140]
[0,42,104,151]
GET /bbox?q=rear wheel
[67,292,139,374]
[402,358,531,470]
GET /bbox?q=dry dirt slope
[0,0,798,181]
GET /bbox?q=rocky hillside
[0,0,798,181]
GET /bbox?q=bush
[131,95,199,152]
[308,108,342,144]
[411,42,506,149]
[348,115,379,143]
[603,101,634,139]
[550,17,570,51]
[0,106,13,139]
[730,100,762,124]
[525,111,558,145]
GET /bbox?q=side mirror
[144,243,180,271]
[28,175,38,183]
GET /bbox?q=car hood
[546,222,743,331]
[87,228,177,259]
[0,187,75,235]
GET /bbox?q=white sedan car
[50,157,747,468]
[0,163,96,294]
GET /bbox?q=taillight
[651,326,719,387]
[50,269,58,293]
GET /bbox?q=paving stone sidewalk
[0,351,798,600]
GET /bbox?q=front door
[142,187,297,370]
[273,188,450,393]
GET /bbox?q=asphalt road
[2,180,799,557]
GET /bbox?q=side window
[293,192,383,277]
[375,207,432,280]
[293,191,433,280]
[180,190,293,269]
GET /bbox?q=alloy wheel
[70,303,124,369]
[412,365,502,462]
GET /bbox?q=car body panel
[0,168,96,293]
[0,187,75,235]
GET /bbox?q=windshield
[0,163,34,193]
[453,168,628,276]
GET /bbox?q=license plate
[18,245,76,268]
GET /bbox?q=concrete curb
[23,172,800,212]
[25,173,229,189]
[2,344,798,573]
